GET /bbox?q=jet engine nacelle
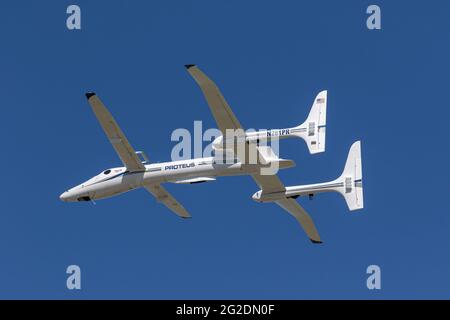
[252,190,287,202]
[212,136,224,151]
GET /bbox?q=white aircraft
[60,65,363,243]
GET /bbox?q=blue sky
[0,0,449,299]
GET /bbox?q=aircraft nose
[59,191,69,202]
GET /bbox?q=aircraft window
[103,169,111,175]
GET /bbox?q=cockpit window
[103,169,111,175]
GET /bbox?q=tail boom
[242,90,327,154]
[252,141,363,211]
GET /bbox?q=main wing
[251,170,286,194]
[185,66,321,242]
[144,184,191,218]
[252,168,322,243]
[185,65,242,134]
[275,198,322,243]
[86,93,146,172]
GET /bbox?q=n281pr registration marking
[176,304,275,317]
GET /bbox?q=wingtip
[181,215,192,219]
[310,239,323,244]
[184,64,196,69]
[85,92,96,99]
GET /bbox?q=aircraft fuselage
[59,156,294,202]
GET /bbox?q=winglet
[184,64,196,69]
[310,239,323,244]
[85,92,96,99]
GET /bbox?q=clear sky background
[0,0,449,299]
